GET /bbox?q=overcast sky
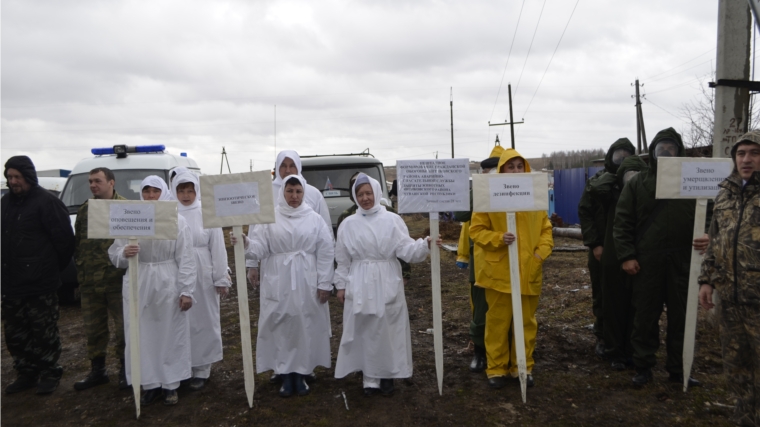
[1,0,741,175]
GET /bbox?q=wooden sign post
[397,158,471,395]
[472,172,549,403]
[655,157,733,392]
[88,199,179,419]
[199,171,275,408]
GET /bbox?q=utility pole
[220,147,232,174]
[488,84,524,149]
[710,0,752,158]
[250,159,253,172]
[450,88,455,158]
[632,79,648,154]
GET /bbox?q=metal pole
[635,80,642,154]
[450,87,455,158]
[508,84,516,149]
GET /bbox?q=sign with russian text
[655,157,733,199]
[88,200,178,240]
[200,171,275,228]
[397,158,471,214]
[472,172,549,212]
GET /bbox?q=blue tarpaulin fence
[553,167,603,225]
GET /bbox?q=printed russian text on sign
[213,182,261,217]
[109,203,155,237]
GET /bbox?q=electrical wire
[643,48,716,80]
[488,0,527,122]
[513,0,548,99]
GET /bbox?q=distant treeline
[541,149,606,170]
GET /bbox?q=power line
[489,0,527,122]
[519,0,581,120]
[643,48,716,80]
[645,74,710,95]
[513,0,548,99]
[641,98,689,124]
[645,59,713,83]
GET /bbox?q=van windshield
[60,169,170,213]
[300,165,385,197]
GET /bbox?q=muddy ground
[1,217,735,426]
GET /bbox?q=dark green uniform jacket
[74,191,127,293]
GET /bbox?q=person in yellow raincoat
[454,145,504,373]
[469,148,553,389]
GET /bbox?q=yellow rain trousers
[469,149,553,378]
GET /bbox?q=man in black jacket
[1,156,75,395]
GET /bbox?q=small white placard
[200,171,276,228]
[472,173,549,213]
[397,158,471,214]
[109,203,155,236]
[213,182,261,217]
[655,157,733,199]
[323,190,341,198]
[88,200,178,240]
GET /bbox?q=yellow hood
[489,145,506,160]
[497,148,532,173]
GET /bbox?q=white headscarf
[277,174,313,218]
[140,175,173,201]
[352,173,384,216]
[171,171,201,212]
[272,150,304,193]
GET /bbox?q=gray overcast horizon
[0,0,742,177]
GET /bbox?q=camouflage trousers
[1,292,63,380]
[720,301,760,427]
[81,290,125,360]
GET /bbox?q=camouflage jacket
[699,171,760,304]
[74,191,127,293]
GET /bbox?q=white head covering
[140,175,173,201]
[352,173,384,216]
[272,150,304,192]
[277,174,313,218]
[171,171,201,212]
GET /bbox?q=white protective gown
[334,174,430,380]
[172,172,230,372]
[245,174,335,375]
[246,150,332,268]
[109,176,197,387]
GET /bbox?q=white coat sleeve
[174,219,197,299]
[108,239,129,269]
[245,225,259,268]
[244,224,270,261]
[392,215,430,263]
[334,226,351,290]
[314,219,335,291]
[209,227,231,288]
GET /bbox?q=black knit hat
[4,156,38,186]
[480,157,500,169]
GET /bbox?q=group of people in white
[110,150,438,405]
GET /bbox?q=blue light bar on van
[91,145,166,156]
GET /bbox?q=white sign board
[472,173,549,212]
[656,157,733,199]
[200,171,276,228]
[396,158,471,214]
[88,200,178,240]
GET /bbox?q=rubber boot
[74,357,109,391]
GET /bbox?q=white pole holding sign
[88,199,178,419]
[200,171,276,408]
[655,157,733,392]
[472,172,549,404]
[397,158,470,395]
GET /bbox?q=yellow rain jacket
[470,149,553,296]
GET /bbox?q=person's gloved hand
[456,261,468,269]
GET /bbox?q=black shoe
[140,388,163,406]
[469,346,487,373]
[279,373,294,398]
[74,357,109,391]
[595,339,608,359]
[380,379,395,396]
[36,378,60,395]
[610,361,626,371]
[488,376,507,389]
[526,374,535,388]
[294,374,310,396]
[188,377,206,391]
[632,368,652,386]
[163,389,178,405]
[269,373,282,384]
[669,373,701,388]
[118,359,129,390]
[363,387,380,397]
[5,374,38,394]
[304,372,317,384]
